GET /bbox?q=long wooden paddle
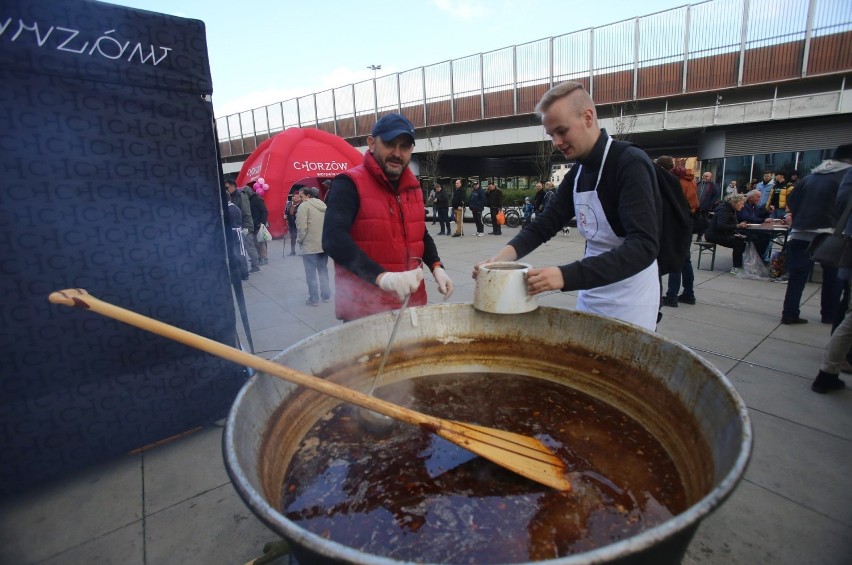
[49,289,570,491]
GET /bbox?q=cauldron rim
[224,304,753,565]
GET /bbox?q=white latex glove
[433,267,454,300]
[378,268,424,301]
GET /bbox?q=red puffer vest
[334,152,427,321]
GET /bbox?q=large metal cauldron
[224,304,752,565]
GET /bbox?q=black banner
[0,0,245,495]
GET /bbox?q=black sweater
[508,131,659,292]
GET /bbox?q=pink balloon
[256,177,265,185]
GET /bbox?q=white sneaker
[476,232,483,237]
[730,267,743,275]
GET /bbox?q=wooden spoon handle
[48,289,442,429]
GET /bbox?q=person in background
[225,179,257,274]
[756,170,775,209]
[811,167,852,393]
[451,179,466,237]
[427,183,437,225]
[780,145,852,325]
[724,179,738,198]
[246,182,269,265]
[660,155,698,307]
[285,190,301,256]
[737,188,773,260]
[475,81,661,330]
[239,184,262,271]
[296,187,331,306]
[486,181,503,235]
[532,181,545,217]
[543,181,557,211]
[468,180,486,237]
[704,193,749,275]
[322,113,453,322]
[767,170,795,219]
[434,182,451,235]
[696,171,719,242]
[746,178,758,193]
[226,188,249,281]
[790,169,801,188]
[522,196,533,226]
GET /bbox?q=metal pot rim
[224,304,753,565]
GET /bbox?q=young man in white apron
[474,81,660,331]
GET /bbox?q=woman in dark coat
[285,190,301,256]
[434,183,451,236]
[705,193,748,274]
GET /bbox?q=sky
[102,0,695,119]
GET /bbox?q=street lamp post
[367,64,381,119]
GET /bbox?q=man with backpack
[474,81,663,331]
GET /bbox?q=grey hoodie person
[788,159,852,242]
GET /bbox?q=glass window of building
[752,152,796,180]
[722,155,753,193]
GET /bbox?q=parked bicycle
[483,206,522,229]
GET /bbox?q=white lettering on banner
[0,18,172,66]
[292,161,349,173]
[246,164,262,177]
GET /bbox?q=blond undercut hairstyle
[534,81,595,117]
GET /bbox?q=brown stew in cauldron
[280,373,686,563]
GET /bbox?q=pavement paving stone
[39,521,145,565]
[728,363,852,438]
[684,479,852,565]
[744,409,852,525]
[142,425,230,515]
[0,454,142,563]
[743,335,829,375]
[144,484,286,565]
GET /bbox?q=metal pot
[224,304,752,564]
[473,261,537,314]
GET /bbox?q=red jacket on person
[333,152,427,321]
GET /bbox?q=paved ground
[2,227,850,564]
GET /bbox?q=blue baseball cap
[371,113,415,144]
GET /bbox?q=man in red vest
[323,113,453,321]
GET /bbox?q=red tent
[236,128,363,238]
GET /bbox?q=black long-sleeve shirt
[322,175,441,285]
[485,188,502,208]
[508,131,659,292]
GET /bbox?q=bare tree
[532,137,558,183]
[420,125,444,185]
[610,102,638,142]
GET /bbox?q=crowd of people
[224,87,852,396]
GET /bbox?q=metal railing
[217,0,852,157]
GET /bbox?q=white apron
[573,138,659,330]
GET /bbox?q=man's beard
[379,156,407,180]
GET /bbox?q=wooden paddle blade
[437,421,571,492]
